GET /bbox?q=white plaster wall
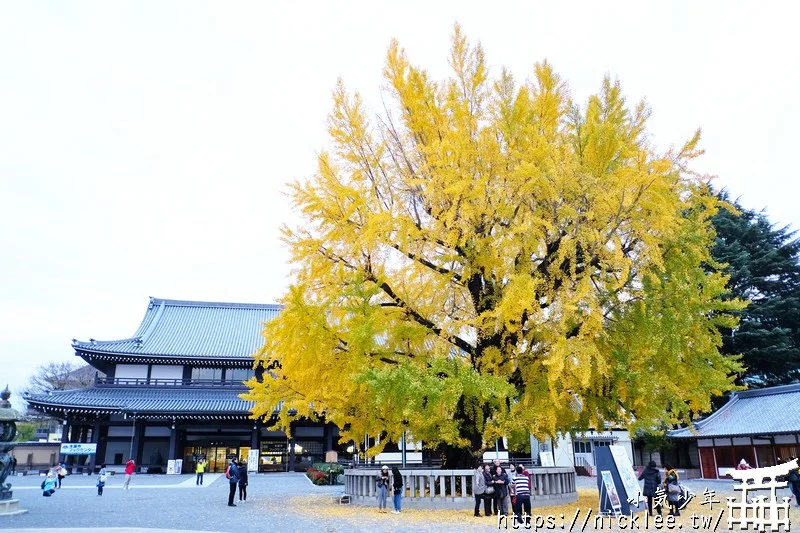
[553,433,575,467]
[149,365,183,381]
[115,364,148,379]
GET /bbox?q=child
[56,463,67,488]
[97,464,108,496]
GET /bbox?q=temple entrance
[183,444,241,473]
[259,440,288,472]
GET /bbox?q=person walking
[511,465,532,527]
[123,459,136,490]
[238,461,248,502]
[56,463,67,489]
[42,471,57,497]
[376,465,390,512]
[227,458,240,507]
[664,465,681,516]
[391,466,403,514]
[96,464,108,496]
[196,457,206,486]
[473,463,487,517]
[10,454,16,475]
[638,461,662,516]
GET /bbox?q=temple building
[24,297,344,474]
[668,383,800,478]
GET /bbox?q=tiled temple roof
[24,385,259,418]
[72,297,282,361]
[669,384,800,438]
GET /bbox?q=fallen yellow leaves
[282,487,800,531]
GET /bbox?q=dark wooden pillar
[59,421,70,464]
[250,421,260,449]
[325,423,333,453]
[79,426,90,473]
[288,436,296,472]
[168,424,178,461]
[65,424,80,472]
[130,420,145,469]
[88,422,102,473]
[96,425,109,469]
[136,420,146,468]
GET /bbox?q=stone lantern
[0,385,27,516]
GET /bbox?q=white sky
[1,1,798,410]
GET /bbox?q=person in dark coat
[227,459,240,507]
[638,461,662,516]
[491,465,509,517]
[483,464,495,516]
[238,461,249,502]
[391,466,403,513]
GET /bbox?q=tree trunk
[439,397,484,469]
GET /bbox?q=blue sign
[60,443,97,455]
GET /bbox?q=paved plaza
[2,473,799,532]
[2,472,338,533]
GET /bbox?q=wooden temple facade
[25,297,344,474]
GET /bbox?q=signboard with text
[595,446,645,515]
[609,444,643,503]
[248,449,259,472]
[60,443,97,455]
[600,470,623,515]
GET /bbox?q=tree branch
[365,270,475,357]
[389,242,463,283]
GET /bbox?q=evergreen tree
[712,191,800,387]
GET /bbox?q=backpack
[225,465,232,479]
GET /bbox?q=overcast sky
[1,1,798,410]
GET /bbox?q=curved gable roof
[669,384,800,438]
[73,297,282,359]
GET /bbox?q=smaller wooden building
[669,384,800,478]
[10,442,61,473]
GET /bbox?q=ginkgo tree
[243,25,744,467]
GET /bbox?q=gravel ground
[2,472,798,532]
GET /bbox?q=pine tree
[243,26,744,467]
[712,191,800,387]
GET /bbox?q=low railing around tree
[343,467,577,509]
